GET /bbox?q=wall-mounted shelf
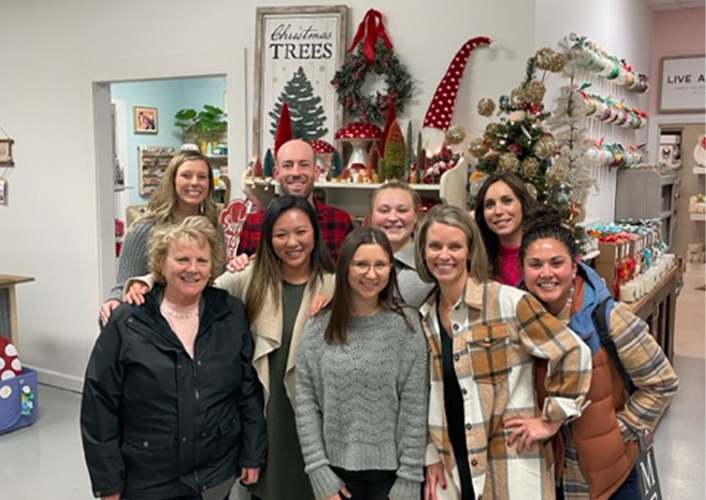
[693,166,706,175]
[581,249,601,261]
[245,178,442,192]
[138,146,175,196]
[690,213,706,222]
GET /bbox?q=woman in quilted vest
[520,206,679,500]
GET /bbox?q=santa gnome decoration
[421,36,491,153]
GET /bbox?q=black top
[438,308,475,500]
[81,286,266,500]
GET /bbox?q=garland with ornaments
[331,10,413,124]
[561,33,649,93]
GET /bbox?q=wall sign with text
[659,55,705,113]
[252,5,348,160]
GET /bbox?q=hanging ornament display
[331,9,413,124]
[421,36,491,153]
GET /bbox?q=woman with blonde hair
[99,150,220,325]
[123,195,336,500]
[369,181,434,307]
[415,204,592,500]
[82,216,266,500]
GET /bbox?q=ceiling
[643,0,706,10]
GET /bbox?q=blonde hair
[149,216,226,285]
[139,150,219,227]
[369,180,421,214]
[415,204,489,284]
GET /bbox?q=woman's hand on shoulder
[504,417,562,454]
[424,461,447,500]
[309,295,332,316]
[226,254,251,273]
[99,300,121,327]
[124,282,149,306]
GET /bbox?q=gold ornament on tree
[534,48,565,73]
[468,137,490,158]
[526,183,538,199]
[521,80,546,104]
[520,156,540,177]
[477,98,496,117]
[446,125,467,145]
[498,152,520,172]
[534,135,558,159]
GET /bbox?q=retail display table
[0,274,35,350]
[628,265,679,363]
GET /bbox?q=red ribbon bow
[348,9,393,65]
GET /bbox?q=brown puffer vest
[536,275,638,500]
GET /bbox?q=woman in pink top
[474,172,535,286]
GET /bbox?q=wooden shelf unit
[138,146,176,196]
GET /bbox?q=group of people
[82,140,678,500]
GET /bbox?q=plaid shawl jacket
[420,279,592,500]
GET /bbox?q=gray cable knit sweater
[296,307,428,500]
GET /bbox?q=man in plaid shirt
[238,139,354,261]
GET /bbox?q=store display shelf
[113,185,135,192]
[245,178,441,191]
[692,166,706,175]
[207,154,228,160]
[689,212,706,221]
[660,211,672,220]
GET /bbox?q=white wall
[534,0,654,223]
[0,0,536,389]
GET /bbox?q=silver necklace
[161,307,199,320]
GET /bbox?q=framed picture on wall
[0,139,14,166]
[133,105,159,134]
[659,55,706,114]
[252,5,348,160]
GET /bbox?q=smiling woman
[98,150,222,326]
[474,172,536,286]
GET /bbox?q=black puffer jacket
[81,286,267,500]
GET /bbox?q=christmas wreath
[332,40,413,124]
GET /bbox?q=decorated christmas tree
[269,66,328,141]
[469,48,573,213]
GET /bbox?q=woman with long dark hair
[296,227,428,500]
[474,172,535,286]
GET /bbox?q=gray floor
[0,355,703,499]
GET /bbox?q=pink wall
[650,8,706,115]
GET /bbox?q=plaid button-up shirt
[421,279,592,500]
[237,199,354,261]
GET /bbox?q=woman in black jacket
[81,216,267,500]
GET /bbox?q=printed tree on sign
[269,66,329,142]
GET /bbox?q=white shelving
[693,166,706,175]
[689,213,706,222]
[246,178,442,192]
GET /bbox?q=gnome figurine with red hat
[421,36,491,155]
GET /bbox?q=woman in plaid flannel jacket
[415,205,592,500]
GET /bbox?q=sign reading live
[660,55,706,113]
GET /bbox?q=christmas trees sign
[269,66,329,142]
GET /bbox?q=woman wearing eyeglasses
[296,227,428,500]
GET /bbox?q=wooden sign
[659,55,706,113]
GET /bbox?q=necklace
[161,307,199,320]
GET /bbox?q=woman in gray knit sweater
[296,227,428,500]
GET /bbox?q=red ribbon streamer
[348,9,393,65]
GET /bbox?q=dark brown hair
[245,195,334,322]
[474,172,536,278]
[520,206,579,264]
[324,227,411,344]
